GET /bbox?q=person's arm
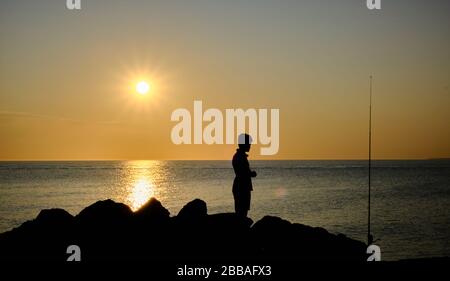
[235,155,256,178]
[247,159,256,177]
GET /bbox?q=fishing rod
[368,75,373,245]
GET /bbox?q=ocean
[0,160,449,261]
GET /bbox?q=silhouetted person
[232,134,257,217]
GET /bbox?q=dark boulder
[0,208,74,260]
[134,197,170,221]
[36,208,74,225]
[132,197,171,254]
[250,215,366,260]
[207,213,253,232]
[177,198,207,219]
[73,200,132,260]
[168,213,254,258]
[252,215,291,232]
[75,199,132,226]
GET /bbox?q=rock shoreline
[0,198,367,261]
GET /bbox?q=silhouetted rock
[75,199,133,231]
[251,216,366,260]
[77,199,132,220]
[35,208,74,227]
[0,208,75,260]
[134,197,170,221]
[177,198,207,219]
[0,197,368,261]
[207,213,253,231]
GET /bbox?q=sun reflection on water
[123,160,167,211]
[128,177,154,211]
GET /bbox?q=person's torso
[232,150,253,192]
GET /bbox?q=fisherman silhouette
[232,133,257,217]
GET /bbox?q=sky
[0,0,449,160]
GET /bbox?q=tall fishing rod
[368,75,373,245]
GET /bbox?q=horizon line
[0,158,449,162]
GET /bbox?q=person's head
[238,133,252,152]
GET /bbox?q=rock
[73,199,133,260]
[207,213,253,231]
[252,215,291,232]
[177,199,207,219]
[35,208,73,227]
[250,215,366,260]
[0,208,75,260]
[75,199,133,226]
[134,197,170,221]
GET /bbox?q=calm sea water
[0,160,449,261]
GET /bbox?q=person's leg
[235,191,250,218]
[243,191,250,217]
[234,192,247,217]
[233,191,241,215]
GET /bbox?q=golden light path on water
[128,177,154,211]
[122,161,167,211]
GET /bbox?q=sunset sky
[0,0,449,160]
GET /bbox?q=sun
[136,81,150,95]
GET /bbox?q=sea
[0,160,449,261]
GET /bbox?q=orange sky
[0,0,449,160]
